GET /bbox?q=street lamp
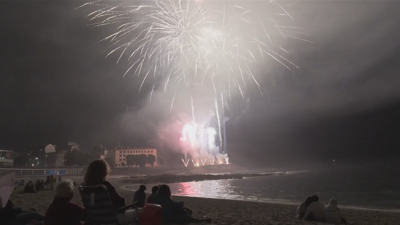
[28,151,32,167]
[41,149,47,167]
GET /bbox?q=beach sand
[10,177,400,225]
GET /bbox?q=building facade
[115,148,157,167]
[0,150,15,167]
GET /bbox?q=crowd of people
[296,195,347,225]
[17,175,63,194]
[1,159,349,225]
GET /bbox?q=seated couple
[151,184,210,224]
[44,160,137,225]
[297,195,347,225]
[130,175,211,223]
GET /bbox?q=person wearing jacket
[326,198,347,225]
[44,180,86,225]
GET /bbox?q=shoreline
[9,177,400,225]
[11,173,400,213]
[121,184,400,213]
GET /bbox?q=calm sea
[125,164,400,210]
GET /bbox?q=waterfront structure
[115,148,157,167]
[0,150,15,166]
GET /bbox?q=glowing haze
[80,0,305,165]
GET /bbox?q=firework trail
[80,0,303,102]
[80,0,308,165]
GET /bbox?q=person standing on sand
[44,180,86,225]
[133,185,147,207]
[46,176,50,188]
[50,174,55,189]
[325,198,347,225]
[302,195,326,222]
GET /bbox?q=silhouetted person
[147,186,159,204]
[133,185,147,207]
[50,174,56,189]
[59,176,62,182]
[24,181,37,193]
[84,160,140,224]
[46,176,50,187]
[297,196,314,219]
[0,200,44,224]
[35,179,45,191]
[154,184,210,223]
[83,160,125,208]
[302,195,326,222]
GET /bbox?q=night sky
[1,1,400,164]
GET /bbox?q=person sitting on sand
[147,186,159,204]
[84,159,140,224]
[84,159,126,209]
[154,184,210,224]
[302,195,326,222]
[35,179,45,191]
[297,196,314,219]
[326,198,347,225]
[24,181,37,193]
[44,180,86,225]
[133,185,147,207]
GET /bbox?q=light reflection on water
[166,178,294,204]
[172,180,242,200]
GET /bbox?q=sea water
[126,164,400,210]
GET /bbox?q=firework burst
[80,0,304,102]
[80,0,308,165]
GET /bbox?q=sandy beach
[9,177,400,225]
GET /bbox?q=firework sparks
[80,0,308,165]
[80,0,303,103]
[180,120,228,166]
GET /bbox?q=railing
[0,167,84,177]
